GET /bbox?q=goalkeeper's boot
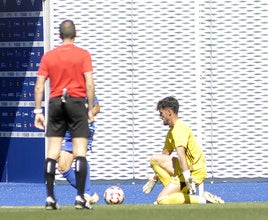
[75,195,93,209]
[203,191,225,204]
[45,196,60,210]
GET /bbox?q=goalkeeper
[143,96,224,204]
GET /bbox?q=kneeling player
[143,96,224,204]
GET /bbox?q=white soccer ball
[104,186,125,204]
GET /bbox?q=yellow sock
[150,159,171,186]
[157,192,200,204]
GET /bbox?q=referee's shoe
[75,195,93,210]
[45,197,60,210]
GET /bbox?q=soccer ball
[104,186,124,204]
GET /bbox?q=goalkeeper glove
[183,170,196,195]
[142,174,158,194]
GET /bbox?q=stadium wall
[47,0,268,181]
[0,0,45,183]
[1,0,267,183]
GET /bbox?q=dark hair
[157,96,179,114]
[59,20,76,39]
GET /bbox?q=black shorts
[46,97,89,138]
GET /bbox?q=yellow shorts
[170,167,206,193]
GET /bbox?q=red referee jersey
[38,44,93,98]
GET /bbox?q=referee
[34,20,95,210]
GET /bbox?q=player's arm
[175,146,189,171]
[92,103,100,116]
[176,146,196,194]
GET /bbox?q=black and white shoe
[45,197,60,210]
[75,195,93,210]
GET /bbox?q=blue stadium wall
[0,0,45,183]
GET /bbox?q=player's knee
[150,154,163,167]
[57,164,64,174]
[58,151,74,173]
[149,155,158,164]
[57,159,70,173]
[58,164,69,173]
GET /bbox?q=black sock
[75,156,87,197]
[44,158,56,199]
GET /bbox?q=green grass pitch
[1,203,268,220]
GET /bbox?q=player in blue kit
[58,96,100,208]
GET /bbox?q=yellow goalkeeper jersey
[163,119,206,171]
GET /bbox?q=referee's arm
[34,76,46,110]
[34,76,46,129]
